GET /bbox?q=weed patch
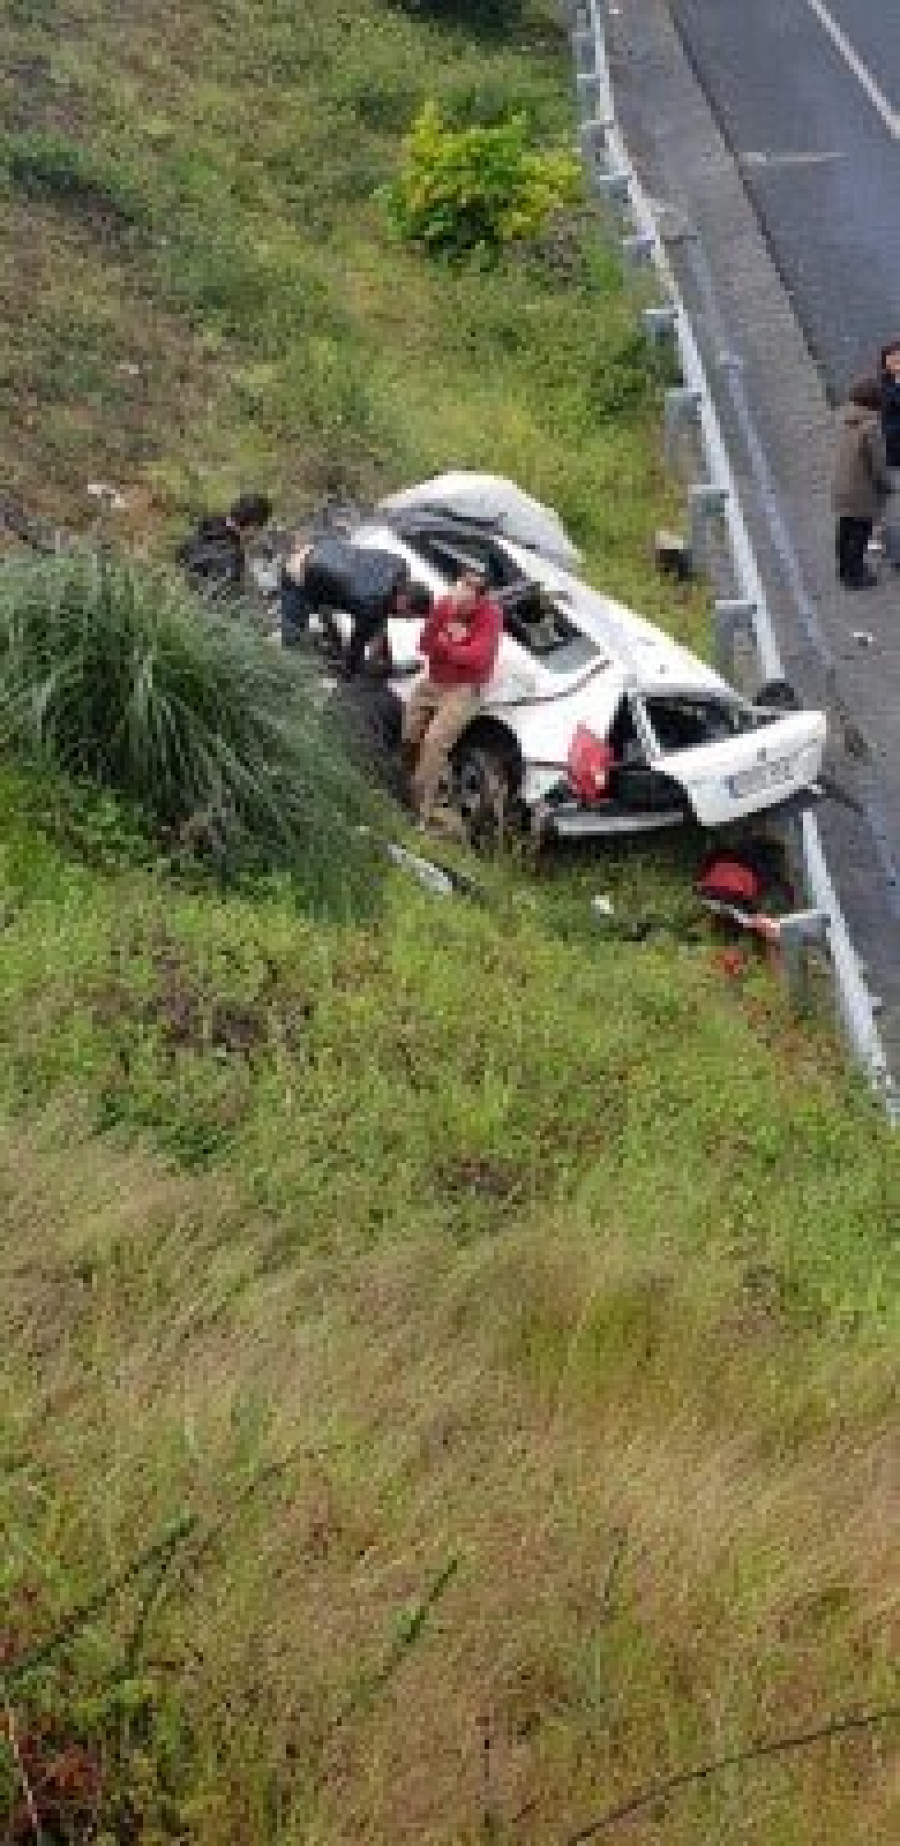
[0,130,145,238]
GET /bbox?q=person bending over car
[281,537,431,675]
[403,569,502,827]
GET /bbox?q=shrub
[0,550,381,911]
[388,101,580,258]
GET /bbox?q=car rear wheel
[442,738,522,850]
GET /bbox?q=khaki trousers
[402,680,480,820]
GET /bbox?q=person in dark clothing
[880,342,900,469]
[177,493,272,594]
[280,536,432,674]
[832,378,893,588]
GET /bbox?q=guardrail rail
[564,0,898,1122]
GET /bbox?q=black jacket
[177,516,245,591]
[301,538,409,674]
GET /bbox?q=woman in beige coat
[832,376,893,588]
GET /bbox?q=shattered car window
[644,696,760,753]
[498,582,600,671]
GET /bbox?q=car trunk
[658,711,827,827]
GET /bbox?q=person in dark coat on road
[880,341,900,469]
[832,377,893,589]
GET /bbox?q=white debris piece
[86,481,128,511]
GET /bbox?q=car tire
[754,677,800,712]
[445,738,521,850]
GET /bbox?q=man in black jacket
[281,536,431,675]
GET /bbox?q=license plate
[728,755,796,799]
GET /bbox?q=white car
[297,473,827,841]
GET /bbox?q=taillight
[567,725,615,803]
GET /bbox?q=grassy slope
[1,2,900,1843]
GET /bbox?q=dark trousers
[280,569,312,647]
[836,517,872,585]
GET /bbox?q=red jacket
[418,592,502,689]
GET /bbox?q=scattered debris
[86,481,127,512]
[385,841,484,901]
[695,843,828,1012]
[653,526,693,579]
[591,893,615,919]
[712,947,747,980]
[699,893,781,947]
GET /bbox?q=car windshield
[644,694,761,752]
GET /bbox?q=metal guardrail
[566,0,898,1121]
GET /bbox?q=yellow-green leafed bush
[389,101,581,258]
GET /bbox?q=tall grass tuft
[0,548,381,911]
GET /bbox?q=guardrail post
[575,70,600,119]
[779,909,829,1015]
[713,596,757,679]
[622,230,655,268]
[663,385,701,468]
[578,109,614,156]
[573,27,594,73]
[593,168,630,206]
[689,482,729,571]
[643,302,678,345]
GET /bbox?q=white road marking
[740,149,844,167]
[805,0,900,140]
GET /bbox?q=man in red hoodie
[402,568,503,825]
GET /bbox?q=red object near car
[567,725,615,803]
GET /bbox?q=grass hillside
[2,3,899,1844]
[0,0,697,633]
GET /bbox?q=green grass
[0,783,898,1843]
[0,0,701,638]
[2,1,900,1842]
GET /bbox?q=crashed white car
[299,473,827,840]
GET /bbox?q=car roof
[378,471,582,570]
[356,514,733,701]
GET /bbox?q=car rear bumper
[536,779,823,841]
[538,800,685,839]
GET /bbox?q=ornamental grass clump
[0,548,380,910]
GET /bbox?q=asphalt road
[669,0,900,393]
[605,0,900,1085]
